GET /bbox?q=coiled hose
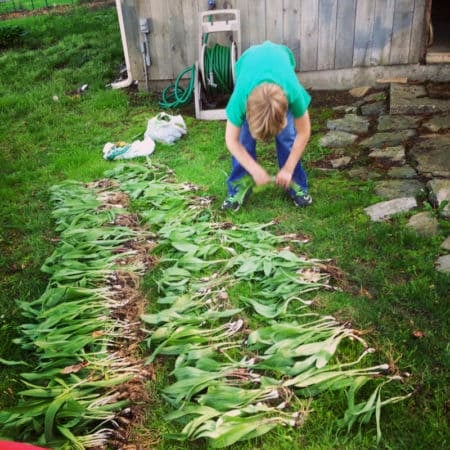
[203,43,233,94]
[159,44,233,109]
[159,65,196,109]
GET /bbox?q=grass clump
[0,24,27,49]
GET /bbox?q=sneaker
[221,187,252,212]
[221,196,241,211]
[289,185,312,207]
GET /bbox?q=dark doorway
[427,0,450,62]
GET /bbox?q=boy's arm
[225,121,271,185]
[275,110,311,189]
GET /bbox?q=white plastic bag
[144,112,187,144]
[103,138,155,161]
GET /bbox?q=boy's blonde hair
[247,83,288,142]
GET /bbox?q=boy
[222,41,312,211]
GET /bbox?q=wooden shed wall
[123,0,428,82]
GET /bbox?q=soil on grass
[309,89,357,108]
[0,0,115,20]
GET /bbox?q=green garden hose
[160,43,234,109]
[202,43,233,94]
[159,64,196,109]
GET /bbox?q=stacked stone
[318,83,450,273]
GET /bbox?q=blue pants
[226,111,308,196]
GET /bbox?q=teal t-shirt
[226,41,311,127]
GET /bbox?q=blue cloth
[226,111,308,196]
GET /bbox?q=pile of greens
[1,162,410,448]
[0,177,154,448]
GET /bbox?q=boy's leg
[226,120,256,196]
[275,112,312,206]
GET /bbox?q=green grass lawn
[0,5,448,450]
[0,0,84,15]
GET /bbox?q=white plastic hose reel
[194,9,241,120]
[199,40,237,91]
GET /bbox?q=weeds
[0,24,27,48]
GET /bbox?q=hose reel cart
[194,9,241,120]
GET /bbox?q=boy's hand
[275,168,293,189]
[251,165,272,186]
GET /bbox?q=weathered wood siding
[124,0,428,82]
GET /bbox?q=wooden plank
[409,0,427,63]
[131,0,430,83]
[299,0,319,71]
[421,0,432,63]
[180,0,199,69]
[426,52,450,64]
[122,1,141,80]
[146,0,173,79]
[376,76,408,83]
[335,0,356,69]
[353,0,376,67]
[243,0,266,49]
[266,0,284,44]
[370,0,395,66]
[283,0,302,67]
[167,1,189,75]
[390,0,414,64]
[233,0,250,51]
[317,0,337,70]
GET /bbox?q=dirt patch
[309,89,357,108]
[0,0,115,20]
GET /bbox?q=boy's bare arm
[225,121,271,185]
[275,111,311,189]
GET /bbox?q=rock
[387,165,417,179]
[319,131,358,148]
[422,114,450,132]
[377,115,420,131]
[410,135,450,177]
[427,179,450,218]
[426,82,450,100]
[390,83,450,115]
[359,129,416,148]
[364,197,417,221]
[332,105,358,113]
[364,92,387,103]
[435,255,450,274]
[406,212,440,237]
[374,180,425,200]
[330,156,352,169]
[347,167,383,180]
[327,114,370,135]
[441,236,450,251]
[369,145,406,166]
[361,101,386,116]
[392,83,426,98]
[354,99,366,108]
[349,86,371,97]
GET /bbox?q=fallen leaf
[359,287,373,299]
[412,330,426,338]
[61,361,89,374]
